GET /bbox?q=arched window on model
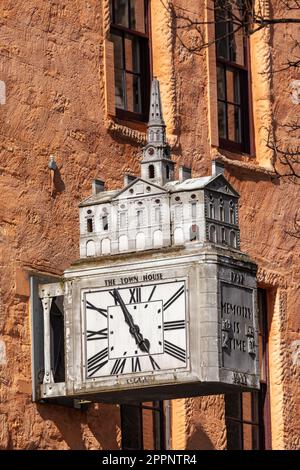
[221,227,227,244]
[137,209,143,227]
[119,211,127,229]
[87,218,93,233]
[229,200,235,224]
[148,165,155,179]
[166,165,170,180]
[219,198,225,222]
[155,207,161,225]
[191,202,197,219]
[209,225,217,243]
[230,230,237,248]
[209,194,215,218]
[102,214,108,231]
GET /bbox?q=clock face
[147,147,155,157]
[83,280,187,379]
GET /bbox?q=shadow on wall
[51,167,65,197]
[37,402,121,450]
[186,424,215,450]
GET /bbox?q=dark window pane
[115,69,125,109]
[126,73,141,113]
[251,391,260,423]
[234,105,242,142]
[225,69,240,105]
[130,0,145,33]
[242,392,252,422]
[227,104,241,143]
[252,425,260,450]
[218,101,227,139]
[233,28,245,66]
[124,35,140,73]
[226,69,235,103]
[243,423,259,450]
[217,65,225,100]
[50,297,65,383]
[227,103,235,141]
[234,71,241,104]
[121,405,142,450]
[226,419,242,450]
[230,2,245,65]
[142,408,155,449]
[114,0,129,28]
[111,33,123,69]
[225,393,241,419]
[215,7,229,60]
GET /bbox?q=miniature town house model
[32,80,259,403]
[79,80,240,259]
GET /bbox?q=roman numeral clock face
[83,281,188,379]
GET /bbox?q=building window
[119,211,127,228]
[148,164,155,179]
[87,218,93,233]
[221,226,226,244]
[155,207,161,224]
[189,224,199,242]
[209,224,217,243]
[225,288,271,449]
[121,401,165,450]
[230,230,237,247]
[137,209,143,227]
[110,0,150,121]
[215,0,250,153]
[225,392,261,450]
[166,164,170,180]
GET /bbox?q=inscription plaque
[221,283,256,372]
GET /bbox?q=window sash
[121,401,165,450]
[111,0,148,35]
[109,1,150,121]
[215,1,251,153]
[217,61,249,152]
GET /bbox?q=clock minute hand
[113,289,150,353]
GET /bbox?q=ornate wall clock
[32,79,259,403]
[84,280,187,379]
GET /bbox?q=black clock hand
[113,289,150,353]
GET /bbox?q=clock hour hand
[113,289,150,353]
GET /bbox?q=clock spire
[141,78,174,186]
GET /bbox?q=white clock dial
[83,280,187,379]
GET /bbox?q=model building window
[121,401,165,450]
[225,289,271,449]
[110,0,150,121]
[215,0,250,153]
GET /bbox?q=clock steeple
[141,78,174,186]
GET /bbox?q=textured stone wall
[0,0,299,449]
